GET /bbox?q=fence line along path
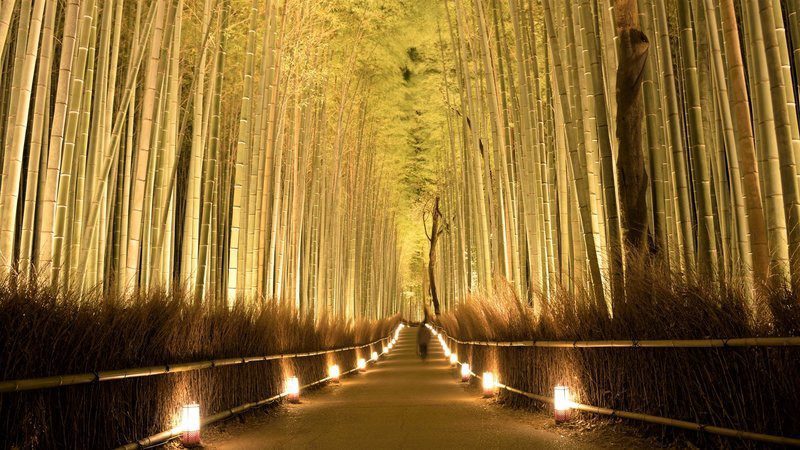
[204,326,650,449]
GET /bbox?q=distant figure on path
[417,321,431,360]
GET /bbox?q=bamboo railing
[432,323,800,447]
[461,368,800,447]
[429,324,800,348]
[0,336,390,393]
[116,360,374,450]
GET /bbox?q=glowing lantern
[482,372,496,397]
[180,403,201,446]
[382,346,388,354]
[554,386,571,422]
[388,342,394,350]
[286,377,300,403]
[449,353,458,367]
[358,358,367,372]
[329,364,341,383]
[460,363,471,382]
[371,351,379,361]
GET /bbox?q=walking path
[203,327,649,449]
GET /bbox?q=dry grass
[0,280,399,449]
[438,260,800,448]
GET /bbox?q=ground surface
[201,327,657,449]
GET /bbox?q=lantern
[329,364,341,383]
[554,386,571,422]
[180,403,201,447]
[482,372,496,397]
[460,363,471,382]
[382,346,388,354]
[371,351,379,361]
[286,377,300,403]
[449,353,458,367]
[358,358,367,372]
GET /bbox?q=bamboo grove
[0,0,404,319]
[432,0,800,315]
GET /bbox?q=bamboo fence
[432,323,800,447]
[429,324,800,348]
[116,361,373,449]
[0,336,392,393]
[460,368,800,447]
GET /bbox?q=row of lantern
[431,325,572,424]
[180,323,405,446]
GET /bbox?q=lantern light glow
[358,358,367,372]
[554,385,571,422]
[449,353,458,366]
[329,364,341,382]
[180,403,201,447]
[460,363,471,382]
[482,372,496,397]
[371,351,379,361]
[286,376,300,403]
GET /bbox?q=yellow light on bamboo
[329,364,340,383]
[180,403,201,447]
[358,358,367,372]
[554,385,571,423]
[460,363,471,382]
[286,376,300,403]
[482,372,496,397]
[449,353,458,366]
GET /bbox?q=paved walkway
[204,327,640,449]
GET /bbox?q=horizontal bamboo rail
[116,352,384,449]
[456,351,800,446]
[429,324,800,348]
[0,337,389,394]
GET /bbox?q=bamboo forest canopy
[1,0,800,321]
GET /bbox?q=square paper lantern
[180,403,201,447]
[460,363,471,382]
[358,358,367,372]
[329,364,341,383]
[286,377,300,403]
[482,372,496,397]
[554,386,571,423]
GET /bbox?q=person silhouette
[417,320,431,360]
